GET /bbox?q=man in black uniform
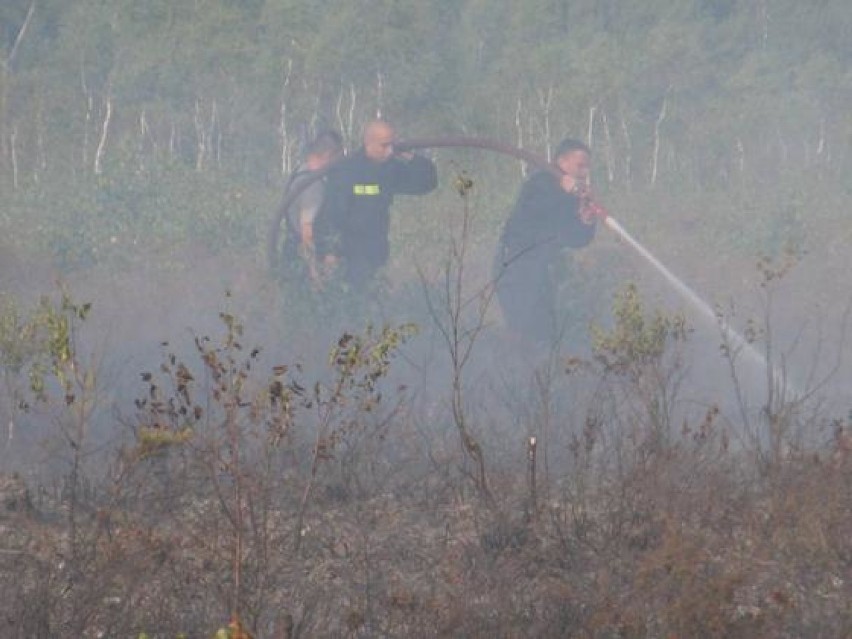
[315,120,438,291]
[494,138,599,344]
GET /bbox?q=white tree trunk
[169,119,177,160]
[335,83,357,147]
[537,85,553,161]
[620,107,633,186]
[5,0,35,69]
[347,83,356,143]
[94,94,112,175]
[194,98,206,171]
[82,91,93,168]
[10,126,18,189]
[515,97,526,177]
[279,97,290,174]
[308,88,321,139]
[279,59,292,175]
[816,116,826,162]
[587,104,596,148]
[601,108,615,184]
[35,106,46,180]
[758,0,770,50]
[736,136,745,175]
[137,109,148,170]
[650,90,669,186]
[210,99,220,168]
[334,84,344,143]
[375,70,384,120]
[79,60,93,170]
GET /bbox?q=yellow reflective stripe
[353,184,380,195]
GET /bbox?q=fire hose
[266,136,606,270]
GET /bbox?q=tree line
[2,0,849,187]
[1,0,849,267]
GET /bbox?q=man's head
[363,120,396,163]
[554,138,591,182]
[304,130,344,170]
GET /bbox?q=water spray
[601,216,793,397]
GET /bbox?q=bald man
[314,120,437,291]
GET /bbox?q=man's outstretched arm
[390,154,438,195]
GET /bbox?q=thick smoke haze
[1,1,851,636]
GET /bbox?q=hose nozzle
[579,190,608,222]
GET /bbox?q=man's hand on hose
[579,195,608,225]
[560,174,607,224]
[560,174,580,194]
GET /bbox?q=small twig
[527,436,538,522]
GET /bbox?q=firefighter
[314,120,438,291]
[494,138,599,344]
[277,130,344,287]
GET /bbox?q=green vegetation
[1,0,850,268]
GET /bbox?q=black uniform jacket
[315,149,438,268]
[497,170,595,269]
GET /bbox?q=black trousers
[495,253,560,343]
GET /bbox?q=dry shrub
[2,282,851,638]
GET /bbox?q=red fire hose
[267,136,607,269]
